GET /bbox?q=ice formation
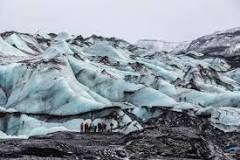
[0,28,240,137]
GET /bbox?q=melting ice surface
[0,29,240,137]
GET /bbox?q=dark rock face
[0,109,239,160]
[121,110,236,160]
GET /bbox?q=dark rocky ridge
[186,27,240,68]
[0,109,239,160]
[187,28,240,57]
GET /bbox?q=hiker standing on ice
[110,123,114,132]
[179,97,182,102]
[93,125,97,133]
[184,97,187,102]
[80,122,84,133]
[97,123,102,132]
[102,122,107,132]
[85,123,89,133]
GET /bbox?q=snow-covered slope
[187,27,240,57]
[135,39,189,53]
[0,29,240,137]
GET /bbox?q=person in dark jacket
[184,97,187,102]
[179,97,182,102]
[102,122,107,132]
[85,123,89,133]
[93,125,97,133]
[80,122,84,133]
[110,123,114,132]
[97,123,102,132]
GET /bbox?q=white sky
[0,0,240,42]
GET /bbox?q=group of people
[80,122,114,133]
[179,97,187,102]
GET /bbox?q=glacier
[0,29,240,137]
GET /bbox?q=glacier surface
[0,29,240,137]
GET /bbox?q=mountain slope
[187,27,240,56]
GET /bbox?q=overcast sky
[1,0,240,42]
